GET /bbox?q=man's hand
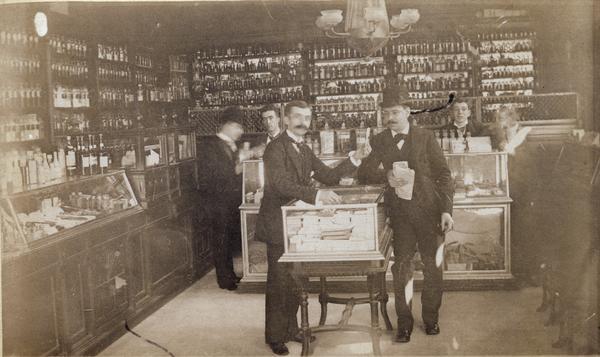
[235,162,243,175]
[386,170,408,188]
[352,146,371,161]
[317,189,342,205]
[441,212,454,234]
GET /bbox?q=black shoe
[218,281,238,291]
[290,332,316,343]
[425,323,440,335]
[268,342,289,355]
[229,274,242,284]
[395,329,411,343]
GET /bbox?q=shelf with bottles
[0,84,45,112]
[198,86,305,107]
[308,42,386,62]
[313,112,378,130]
[476,31,536,49]
[478,52,533,67]
[402,74,471,93]
[51,85,91,109]
[48,35,88,60]
[195,43,301,61]
[169,55,191,101]
[310,58,387,80]
[97,42,130,63]
[0,27,43,58]
[310,78,385,96]
[198,72,302,92]
[391,38,470,56]
[481,89,533,97]
[193,53,302,76]
[0,113,43,144]
[408,89,470,100]
[0,53,43,81]
[312,90,381,99]
[314,95,379,113]
[479,77,534,92]
[480,67,535,80]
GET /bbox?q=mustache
[294,124,308,130]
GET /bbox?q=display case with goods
[0,28,46,145]
[279,185,391,263]
[391,36,474,100]
[0,170,141,255]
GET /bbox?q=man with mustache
[358,85,454,343]
[255,100,369,355]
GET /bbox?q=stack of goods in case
[49,35,91,136]
[0,28,45,143]
[286,208,375,253]
[477,31,536,97]
[309,43,387,134]
[4,174,136,242]
[393,37,473,99]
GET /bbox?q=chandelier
[315,0,420,58]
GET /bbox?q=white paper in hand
[393,161,415,200]
[505,126,531,155]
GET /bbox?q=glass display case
[144,135,166,168]
[279,185,390,263]
[1,171,140,253]
[446,152,509,202]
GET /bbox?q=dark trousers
[265,243,299,344]
[391,214,444,332]
[210,204,240,287]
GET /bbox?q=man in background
[199,106,245,290]
[443,98,486,137]
[259,104,282,146]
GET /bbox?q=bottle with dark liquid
[99,134,109,174]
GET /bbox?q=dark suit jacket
[198,135,242,214]
[357,127,454,227]
[441,119,487,137]
[255,132,357,246]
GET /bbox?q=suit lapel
[218,139,235,162]
[282,133,304,180]
[407,127,422,168]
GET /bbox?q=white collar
[286,129,304,143]
[268,129,281,139]
[453,121,468,129]
[390,126,410,137]
[217,132,236,144]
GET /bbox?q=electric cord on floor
[125,321,176,357]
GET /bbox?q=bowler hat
[220,106,244,126]
[381,84,411,108]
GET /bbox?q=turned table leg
[379,272,393,331]
[368,274,382,356]
[300,285,311,356]
[318,277,328,326]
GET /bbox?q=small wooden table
[286,227,394,356]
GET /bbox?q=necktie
[394,133,407,144]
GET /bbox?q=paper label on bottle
[100,156,109,168]
[90,155,97,166]
[66,151,76,167]
[82,156,90,167]
[320,131,335,155]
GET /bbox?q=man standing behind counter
[443,98,486,138]
[255,100,368,355]
[259,104,282,146]
[358,85,454,343]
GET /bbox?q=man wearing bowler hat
[199,106,245,290]
[358,84,455,343]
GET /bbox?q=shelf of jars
[310,78,385,96]
[309,60,387,80]
[1,28,46,145]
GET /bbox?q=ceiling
[0,0,586,53]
